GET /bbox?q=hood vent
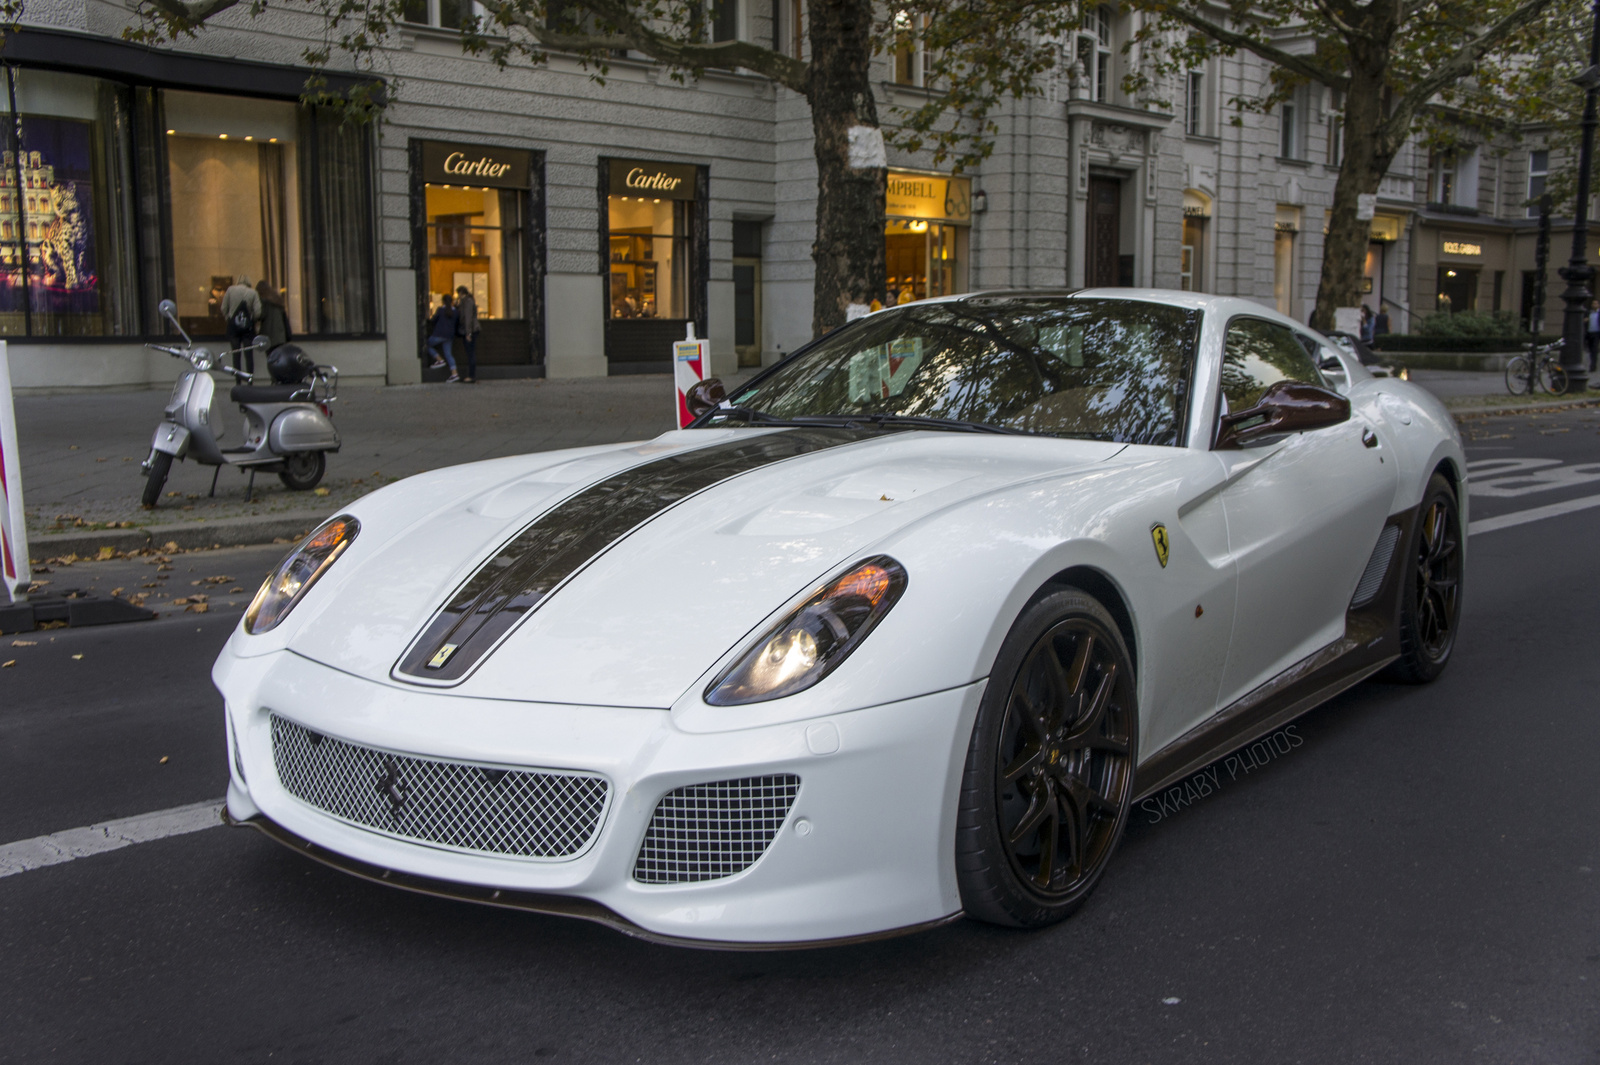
[396,428,873,683]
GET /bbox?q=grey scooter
[140,298,341,507]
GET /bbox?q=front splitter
[228,810,965,951]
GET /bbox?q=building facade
[0,2,1562,394]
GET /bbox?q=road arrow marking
[1469,492,1600,537]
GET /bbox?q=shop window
[164,90,302,338]
[1181,190,1209,292]
[1527,149,1548,217]
[604,158,702,369]
[884,171,970,305]
[298,106,378,334]
[424,184,524,323]
[0,68,140,338]
[608,197,693,320]
[1437,266,1477,313]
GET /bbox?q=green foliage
[1415,310,1527,339]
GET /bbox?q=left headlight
[244,514,360,634]
[705,556,907,706]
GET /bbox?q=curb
[1449,396,1600,419]
[26,513,324,560]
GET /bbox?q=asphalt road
[3,409,1600,1064]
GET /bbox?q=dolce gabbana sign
[608,158,698,201]
[421,141,532,190]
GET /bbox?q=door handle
[1362,428,1379,449]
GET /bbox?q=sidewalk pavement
[4,367,1521,558]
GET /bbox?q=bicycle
[1505,341,1569,396]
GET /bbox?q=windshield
[718,297,1200,446]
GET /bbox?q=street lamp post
[1558,0,1600,393]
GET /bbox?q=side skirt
[229,810,965,951]
[1133,506,1414,802]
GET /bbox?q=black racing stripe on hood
[395,428,877,683]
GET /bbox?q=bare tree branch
[1152,3,1349,91]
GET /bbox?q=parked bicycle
[1505,340,1569,396]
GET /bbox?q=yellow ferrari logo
[1151,523,1170,568]
[427,644,458,670]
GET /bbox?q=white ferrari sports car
[215,289,1466,948]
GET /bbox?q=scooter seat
[231,383,308,403]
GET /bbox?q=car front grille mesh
[270,715,608,859]
[633,774,800,884]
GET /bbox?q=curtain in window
[298,107,376,334]
[130,87,174,334]
[258,141,286,298]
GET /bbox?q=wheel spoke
[1009,681,1047,741]
[1033,803,1059,889]
[1062,665,1117,747]
[1065,632,1095,698]
[1056,783,1084,879]
[1009,783,1052,848]
[1002,747,1044,782]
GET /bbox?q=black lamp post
[1558,0,1600,392]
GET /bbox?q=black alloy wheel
[1388,472,1463,683]
[278,450,326,491]
[957,588,1138,927]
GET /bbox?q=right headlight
[705,556,908,706]
[244,514,360,634]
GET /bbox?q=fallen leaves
[11,640,36,647]
[186,603,209,614]
[230,587,244,594]
[97,546,116,560]
[71,654,83,660]
[313,487,330,496]
[1,660,14,668]
[159,755,169,765]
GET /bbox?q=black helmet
[267,344,315,384]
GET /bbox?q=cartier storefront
[602,156,708,374]
[410,139,544,378]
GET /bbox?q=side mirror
[1215,380,1350,450]
[684,377,727,419]
[157,298,177,319]
[253,334,272,352]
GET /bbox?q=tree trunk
[1311,56,1398,332]
[807,0,886,336]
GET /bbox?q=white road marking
[0,799,223,879]
[1469,492,1600,536]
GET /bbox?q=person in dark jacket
[455,285,480,384]
[255,280,292,352]
[426,294,460,382]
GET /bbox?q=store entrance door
[1086,178,1121,287]
[1437,266,1479,314]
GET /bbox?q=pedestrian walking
[255,279,292,352]
[1359,304,1375,343]
[426,294,460,382]
[455,285,480,384]
[221,275,262,376]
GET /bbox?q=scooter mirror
[252,334,271,352]
[158,298,177,319]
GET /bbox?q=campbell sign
[608,158,698,202]
[421,141,533,190]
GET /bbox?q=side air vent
[633,775,801,884]
[1351,524,1402,608]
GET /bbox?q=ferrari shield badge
[1150,523,1170,568]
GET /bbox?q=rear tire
[956,587,1138,927]
[1387,473,1463,684]
[140,452,172,508]
[278,450,325,491]
[1542,362,1569,396]
[1505,356,1532,395]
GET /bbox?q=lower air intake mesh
[1352,524,1402,607]
[633,775,801,884]
[270,715,608,859]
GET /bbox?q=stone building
[0,1,1562,393]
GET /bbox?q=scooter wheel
[279,450,326,491]
[141,452,173,507]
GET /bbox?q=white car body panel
[214,289,1467,945]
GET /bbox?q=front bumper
[216,647,984,946]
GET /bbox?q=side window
[1220,317,1324,411]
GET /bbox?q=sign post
[674,324,710,428]
[0,340,32,604]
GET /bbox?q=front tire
[1504,355,1532,396]
[141,452,173,508]
[1387,473,1463,684]
[956,588,1138,927]
[1541,361,1569,396]
[278,450,325,491]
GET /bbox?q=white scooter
[140,298,341,507]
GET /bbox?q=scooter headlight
[189,347,216,371]
[706,557,907,705]
[244,515,360,634]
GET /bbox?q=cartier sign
[421,141,532,190]
[608,159,698,201]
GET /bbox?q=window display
[424,184,523,321]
